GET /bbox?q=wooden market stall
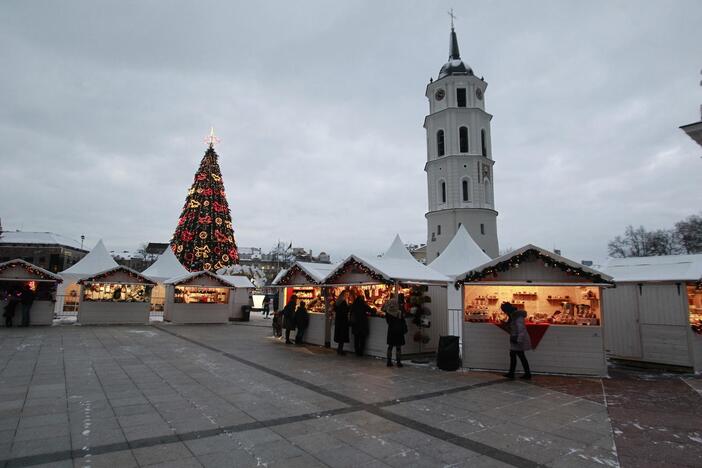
[601,254,702,372]
[0,259,63,326]
[323,235,451,358]
[163,271,238,324]
[457,245,613,376]
[142,246,189,314]
[77,266,155,324]
[272,261,338,346]
[217,274,255,320]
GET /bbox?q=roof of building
[0,258,63,282]
[325,235,450,285]
[77,265,156,285]
[216,275,255,288]
[165,270,243,288]
[271,261,339,285]
[601,254,702,282]
[428,226,491,279]
[680,120,702,148]
[60,239,119,277]
[0,231,86,251]
[438,27,473,80]
[142,247,189,282]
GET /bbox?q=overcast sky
[1,0,700,262]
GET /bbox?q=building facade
[424,25,499,261]
[0,231,88,273]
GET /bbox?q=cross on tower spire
[448,8,456,30]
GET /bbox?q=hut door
[603,285,642,359]
[639,284,691,366]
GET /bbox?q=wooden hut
[77,266,155,324]
[0,259,62,326]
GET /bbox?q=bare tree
[674,214,702,254]
[608,225,678,258]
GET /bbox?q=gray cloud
[1,0,700,263]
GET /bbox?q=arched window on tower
[461,177,471,202]
[481,129,487,156]
[484,178,492,205]
[459,126,469,153]
[437,130,445,157]
[440,181,447,204]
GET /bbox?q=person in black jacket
[383,293,408,367]
[281,295,297,344]
[19,285,36,327]
[294,301,310,345]
[333,291,350,355]
[3,289,19,327]
[350,295,371,357]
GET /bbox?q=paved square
[0,323,700,467]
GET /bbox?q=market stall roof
[272,261,338,285]
[61,239,118,277]
[216,275,255,288]
[142,247,189,282]
[165,270,239,288]
[428,226,491,279]
[0,259,63,282]
[0,230,86,251]
[77,265,156,285]
[601,254,702,283]
[460,244,613,284]
[324,235,451,285]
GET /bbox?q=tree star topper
[204,127,221,147]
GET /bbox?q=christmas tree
[170,131,240,271]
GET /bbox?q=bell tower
[424,21,499,261]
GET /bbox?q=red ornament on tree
[170,132,240,271]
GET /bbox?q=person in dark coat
[333,291,350,355]
[20,285,35,327]
[501,302,532,379]
[3,289,19,328]
[281,295,297,344]
[350,295,371,357]
[262,295,271,319]
[383,293,408,367]
[294,301,310,345]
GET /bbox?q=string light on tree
[170,129,240,271]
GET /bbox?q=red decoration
[178,217,186,226]
[495,322,550,350]
[202,188,213,196]
[180,230,194,242]
[212,201,226,213]
[198,215,212,224]
[196,172,207,181]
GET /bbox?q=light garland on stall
[0,260,63,283]
[278,265,317,285]
[170,272,232,288]
[325,259,392,285]
[457,249,613,286]
[79,267,154,285]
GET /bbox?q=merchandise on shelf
[174,286,229,304]
[83,283,150,302]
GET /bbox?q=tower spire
[448,9,460,60]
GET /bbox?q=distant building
[0,230,88,273]
[407,244,427,264]
[238,245,332,284]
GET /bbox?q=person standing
[501,302,532,379]
[3,289,19,328]
[282,295,297,344]
[383,293,408,367]
[20,284,36,327]
[350,295,371,357]
[294,301,309,345]
[333,291,350,355]
[262,295,271,319]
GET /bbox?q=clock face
[434,89,445,101]
[475,88,483,100]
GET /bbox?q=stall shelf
[601,254,702,372]
[77,266,155,324]
[272,261,338,346]
[164,271,238,324]
[322,235,450,358]
[457,245,613,376]
[142,247,189,313]
[0,259,63,326]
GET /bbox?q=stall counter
[78,301,150,325]
[332,315,425,358]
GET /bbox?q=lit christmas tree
[170,129,240,271]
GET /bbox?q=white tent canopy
[601,254,702,283]
[325,235,450,284]
[272,261,338,285]
[142,247,189,282]
[61,239,118,278]
[428,226,491,279]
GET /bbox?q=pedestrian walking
[383,293,408,367]
[294,301,309,345]
[282,295,297,344]
[333,291,350,355]
[350,295,371,357]
[501,302,532,379]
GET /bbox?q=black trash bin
[240,305,251,322]
[437,335,460,371]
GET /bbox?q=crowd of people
[1,283,36,327]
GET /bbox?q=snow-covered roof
[165,270,239,288]
[272,261,339,286]
[60,239,119,276]
[271,268,288,285]
[463,244,613,283]
[0,231,85,251]
[325,235,450,284]
[428,226,491,279]
[216,275,255,288]
[0,259,63,282]
[77,265,156,285]
[142,247,189,282]
[601,254,702,283]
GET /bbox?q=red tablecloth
[495,322,550,349]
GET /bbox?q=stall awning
[78,266,156,285]
[0,259,63,283]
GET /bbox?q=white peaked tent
[56,240,119,313]
[428,226,491,345]
[142,247,189,282]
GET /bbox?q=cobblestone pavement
[0,325,700,467]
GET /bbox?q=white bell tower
[424,21,499,261]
